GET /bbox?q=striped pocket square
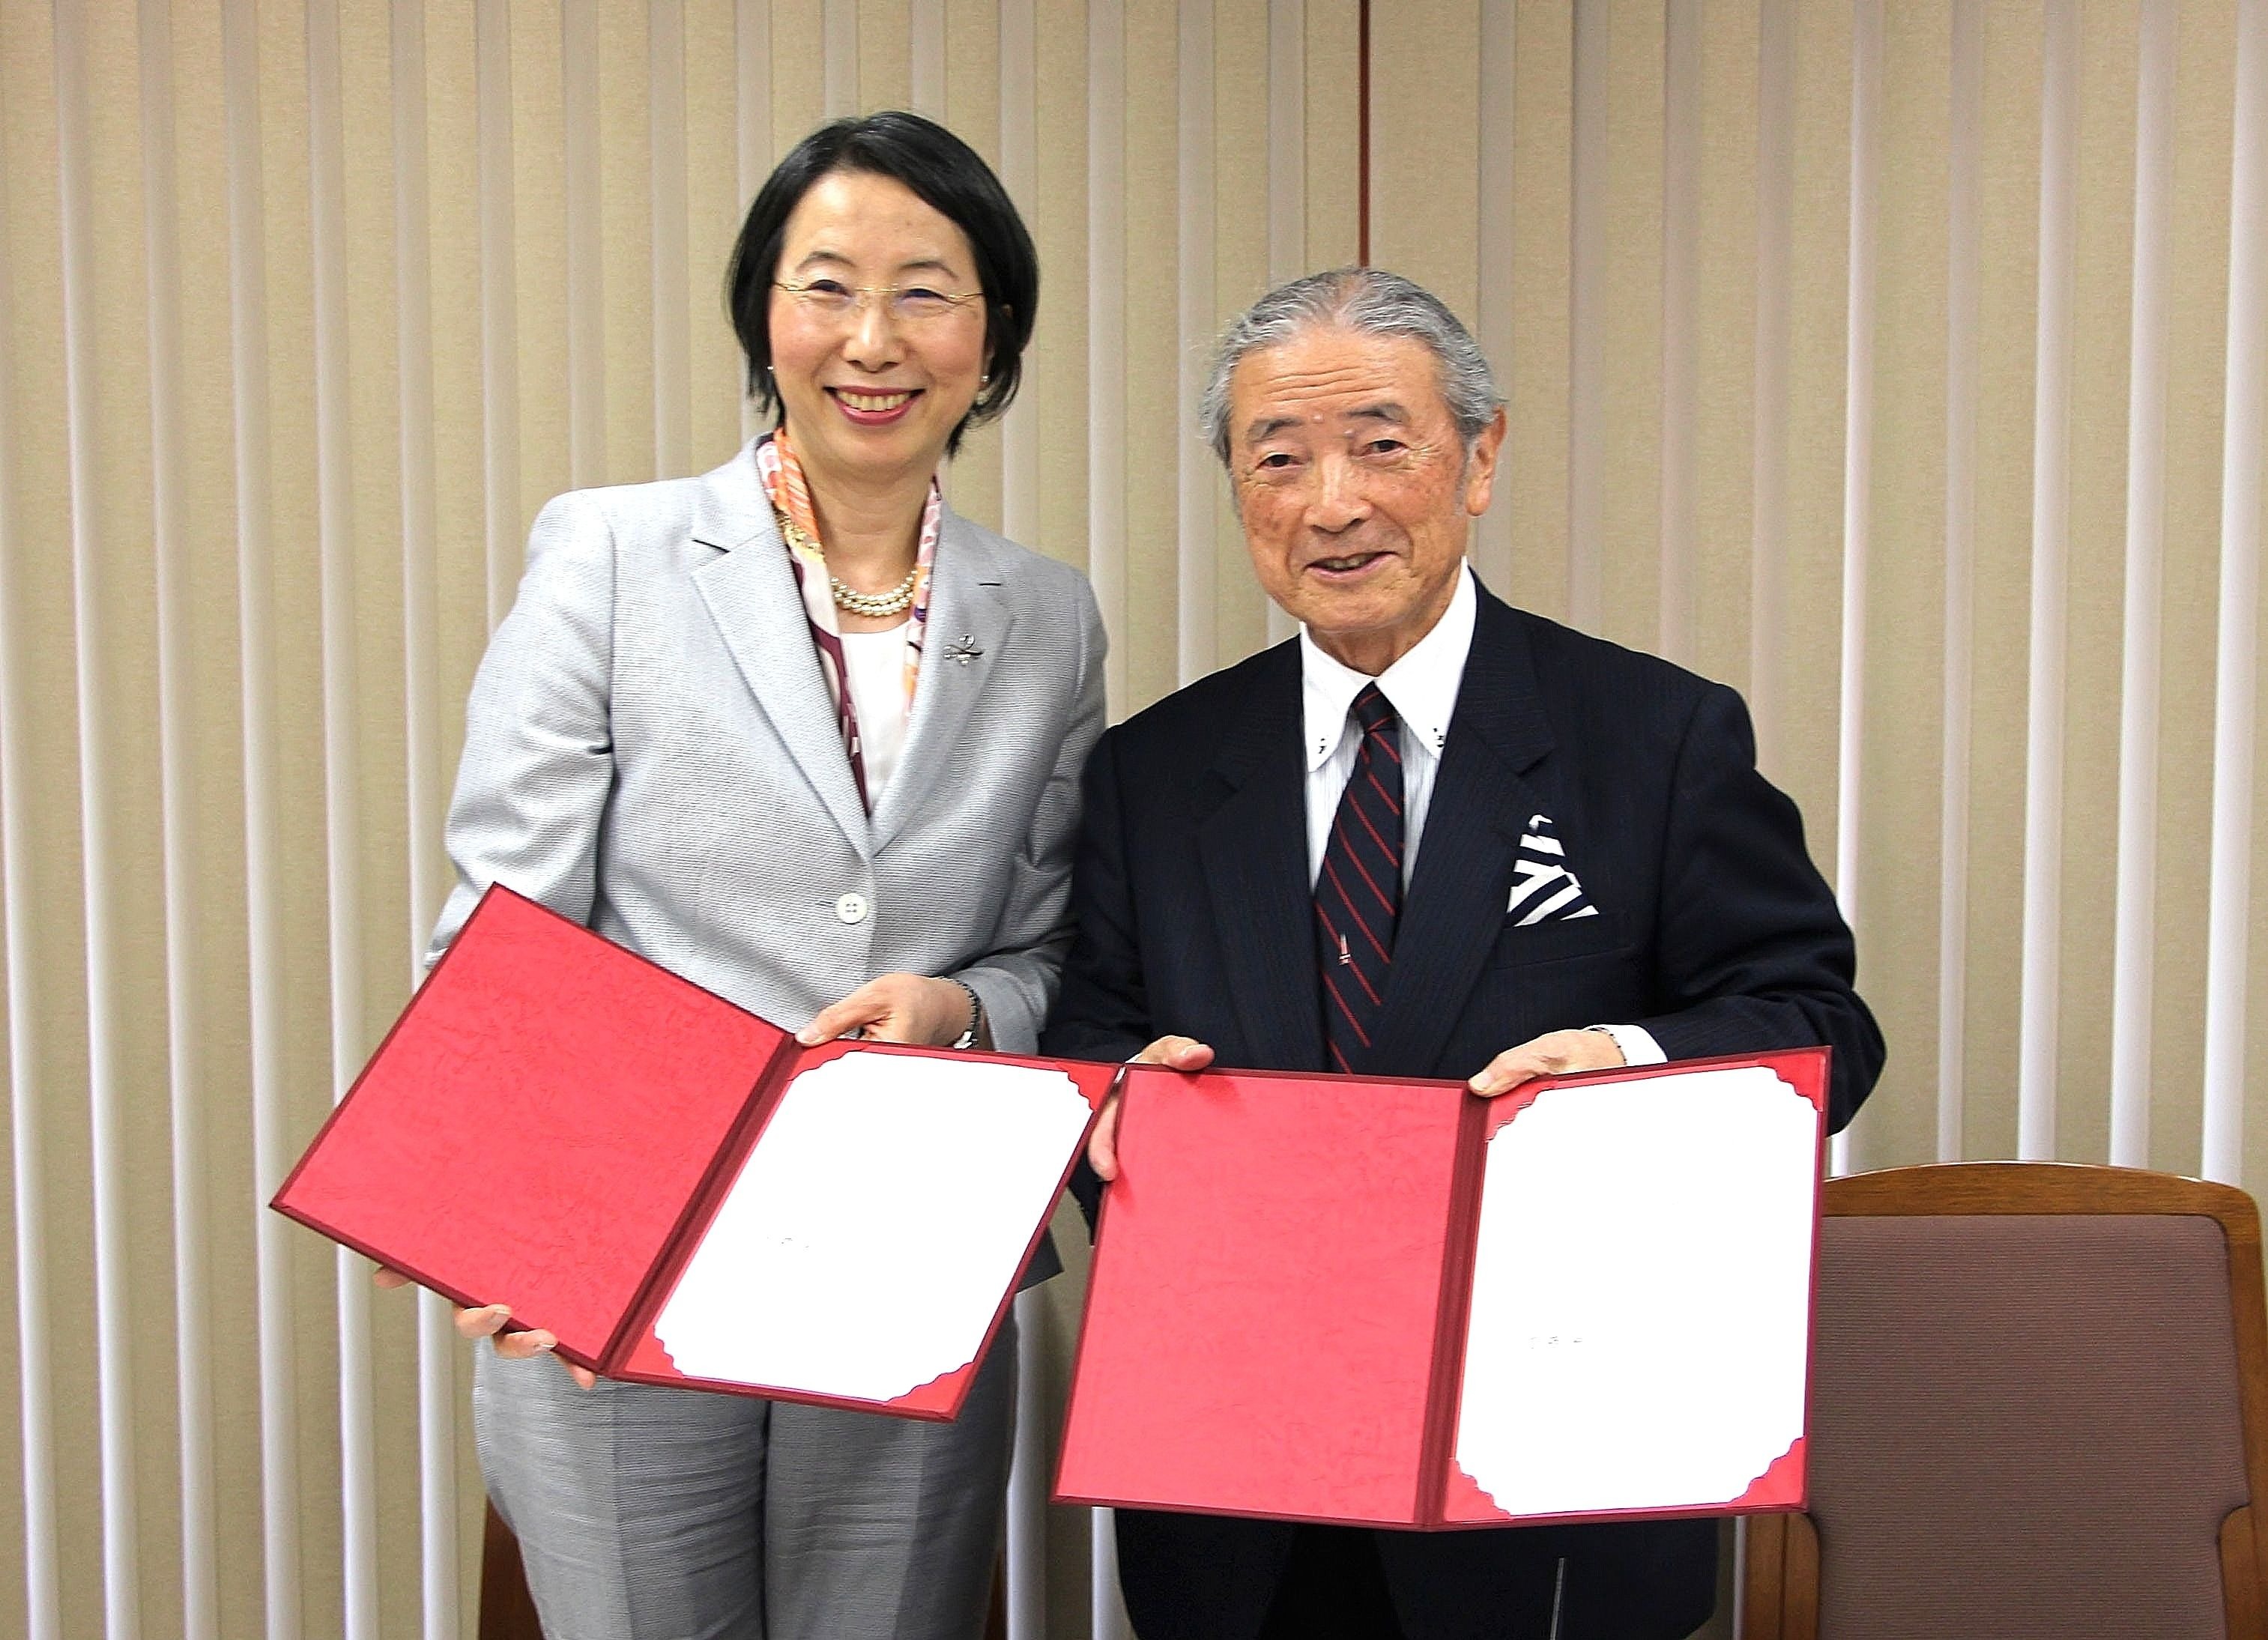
[1507,814,1600,925]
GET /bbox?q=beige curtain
[1,1,2264,1636]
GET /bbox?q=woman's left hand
[798,972,980,1049]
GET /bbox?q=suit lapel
[1196,640,1327,1072]
[1369,591,1558,1075]
[689,449,874,858]
[869,511,1015,852]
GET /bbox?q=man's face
[1227,325,1505,676]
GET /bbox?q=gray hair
[1200,267,1505,466]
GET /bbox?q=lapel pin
[944,635,983,665]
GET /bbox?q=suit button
[835,892,870,925]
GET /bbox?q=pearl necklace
[829,566,919,618]
[778,511,919,618]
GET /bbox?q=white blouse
[839,622,911,799]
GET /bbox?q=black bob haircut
[725,111,1038,456]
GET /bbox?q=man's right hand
[1089,1035,1215,1183]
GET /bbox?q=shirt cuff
[1587,1023,1667,1067]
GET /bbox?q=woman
[395,112,1104,1640]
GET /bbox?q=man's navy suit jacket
[1042,584,1884,1640]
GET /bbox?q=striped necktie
[1315,684,1404,1071]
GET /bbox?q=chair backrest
[1743,1163,2268,1640]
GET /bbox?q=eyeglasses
[773,278,985,326]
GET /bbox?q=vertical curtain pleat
[991,0,1048,1621]
[1266,1,1307,293]
[823,0,856,119]
[2204,0,2267,1184]
[139,0,220,1632]
[907,0,943,117]
[1174,0,1214,688]
[2108,0,2177,1169]
[0,31,64,1636]
[1749,0,1794,770]
[477,0,521,626]
[1566,0,1609,634]
[1264,0,1307,647]
[53,1,144,1633]
[1938,0,1984,1164]
[304,3,381,1633]
[734,0,770,447]
[997,0,1038,550]
[1830,0,1881,1179]
[1472,0,1515,608]
[651,0,692,480]
[2018,0,2079,1164]
[388,2,462,1634]
[564,0,606,487]
[1656,0,1700,668]
[1085,0,1128,757]
[217,0,306,1631]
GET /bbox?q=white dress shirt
[1301,562,1476,889]
[1296,563,1664,1068]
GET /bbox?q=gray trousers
[474,1317,1017,1640]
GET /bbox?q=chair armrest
[1741,1513,1785,1640]
[2225,1504,2265,1639]
[1741,1513,1818,1640]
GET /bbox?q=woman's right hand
[372,1267,596,1389]
[799,972,981,1049]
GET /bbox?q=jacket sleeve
[1040,723,1156,1068]
[1629,683,1886,1132]
[951,581,1110,1055]
[424,490,617,966]
[1041,721,1158,1221]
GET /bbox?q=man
[1041,268,1883,1640]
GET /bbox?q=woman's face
[768,170,990,490]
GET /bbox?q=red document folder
[273,884,1116,1419]
[1053,1050,1827,1526]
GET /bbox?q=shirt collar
[1298,564,1478,773]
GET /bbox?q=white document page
[653,1050,1092,1403]
[1454,1065,1818,1516]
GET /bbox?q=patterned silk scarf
[754,429,940,811]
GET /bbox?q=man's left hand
[1467,1028,1625,1098]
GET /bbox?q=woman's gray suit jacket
[427,438,1107,1104]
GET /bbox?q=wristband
[949,978,985,1050]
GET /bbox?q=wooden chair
[478,1500,1013,1639]
[479,1502,542,1640]
[1744,1162,2268,1640]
